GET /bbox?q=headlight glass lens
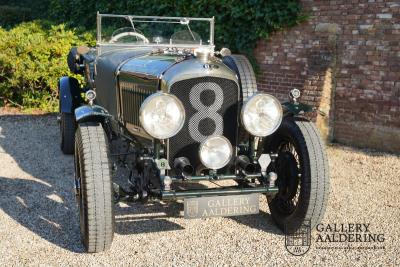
[139,93,185,139]
[199,135,233,170]
[241,93,283,137]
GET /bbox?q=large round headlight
[139,92,185,139]
[241,93,283,137]
[199,135,233,170]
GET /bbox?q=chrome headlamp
[139,92,185,139]
[241,93,283,137]
[199,135,233,170]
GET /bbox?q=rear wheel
[74,122,114,252]
[60,113,75,154]
[265,117,329,233]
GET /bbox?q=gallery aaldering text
[315,223,385,243]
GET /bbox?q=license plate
[184,194,259,219]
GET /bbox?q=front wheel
[74,122,114,252]
[265,117,329,233]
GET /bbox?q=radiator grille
[120,80,156,125]
[169,77,239,172]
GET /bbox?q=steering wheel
[110,31,149,44]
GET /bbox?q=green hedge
[47,0,304,53]
[0,5,32,26]
[2,0,303,54]
[0,0,304,111]
[0,21,94,111]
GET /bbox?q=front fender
[75,105,112,123]
[59,76,82,113]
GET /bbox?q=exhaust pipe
[236,155,256,174]
[174,157,194,177]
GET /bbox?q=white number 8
[188,82,224,142]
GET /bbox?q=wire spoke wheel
[264,117,330,233]
[273,141,301,215]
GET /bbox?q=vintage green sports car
[58,13,329,253]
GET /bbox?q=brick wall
[254,0,400,153]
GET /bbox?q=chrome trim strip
[97,12,102,43]
[98,43,215,50]
[210,16,215,46]
[162,58,238,88]
[98,13,214,21]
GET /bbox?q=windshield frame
[96,12,215,49]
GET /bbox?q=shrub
[46,0,304,54]
[0,21,94,111]
[3,0,304,54]
[0,1,304,112]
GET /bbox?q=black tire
[74,122,114,253]
[222,54,257,100]
[60,113,75,154]
[265,117,329,233]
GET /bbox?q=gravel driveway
[0,114,399,266]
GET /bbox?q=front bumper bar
[170,173,261,182]
[160,186,278,200]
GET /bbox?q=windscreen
[99,15,213,46]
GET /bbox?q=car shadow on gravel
[0,115,190,252]
[0,114,282,253]
[229,211,283,235]
[0,115,85,252]
[114,202,185,235]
